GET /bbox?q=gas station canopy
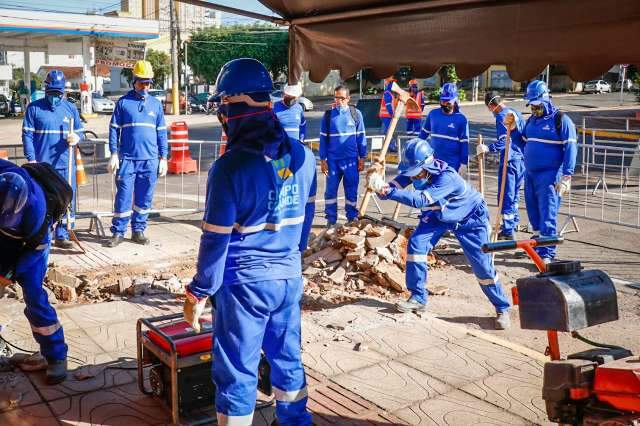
[250,0,640,83]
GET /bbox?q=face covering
[530,104,545,117]
[413,178,429,190]
[47,94,62,107]
[440,103,454,113]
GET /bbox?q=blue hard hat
[399,138,435,177]
[211,58,273,102]
[524,80,549,105]
[440,83,458,102]
[45,70,65,93]
[0,172,29,230]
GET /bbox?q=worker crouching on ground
[419,83,469,175]
[479,91,526,240]
[183,58,315,426]
[0,159,68,384]
[320,85,366,226]
[21,70,83,249]
[273,82,307,145]
[107,60,168,247]
[521,81,577,263]
[368,139,511,330]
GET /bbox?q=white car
[91,92,115,113]
[584,80,612,93]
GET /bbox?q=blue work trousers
[15,246,67,361]
[406,118,421,136]
[497,158,525,236]
[53,164,76,241]
[405,204,510,312]
[213,278,312,426]
[524,168,562,260]
[111,158,159,235]
[324,158,359,224]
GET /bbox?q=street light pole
[170,0,180,115]
[620,64,627,105]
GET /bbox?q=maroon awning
[257,0,640,83]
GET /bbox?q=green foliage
[10,68,42,91]
[439,64,460,84]
[188,24,288,84]
[146,49,171,87]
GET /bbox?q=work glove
[367,172,386,192]
[358,158,365,172]
[458,164,468,178]
[107,153,119,175]
[555,175,572,197]
[503,112,516,131]
[183,290,207,333]
[158,158,168,177]
[366,161,385,178]
[476,144,489,156]
[320,160,329,176]
[66,132,80,146]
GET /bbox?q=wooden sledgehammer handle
[477,134,485,197]
[490,127,511,244]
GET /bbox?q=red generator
[137,312,272,425]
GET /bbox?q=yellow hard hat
[133,60,154,80]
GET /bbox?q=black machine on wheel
[483,237,640,425]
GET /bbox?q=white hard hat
[283,82,302,97]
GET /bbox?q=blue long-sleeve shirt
[522,109,577,175]
[0,159,50,285]
[384,166,483,224]
[490,107,525,162]
[22,98,84,167]
[319,106,366,161]
[187,141,317,299]
[109,90,168,160]
[419,107,469,170]
[273,100,306,144]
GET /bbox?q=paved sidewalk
[0,296,550,425]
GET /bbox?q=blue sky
[1,0,275,17]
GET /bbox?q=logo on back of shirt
[63,117,69,123]
[271,154,293,182]
[448,123,455,129]
[268,154,300,214]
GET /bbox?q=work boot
[45,358,67,385]
[395,296,427,313]
[106,234,124,248]
[132,231,150,245]
[495,312,511,330]
[54,239,74,249]
[497,232,515,241]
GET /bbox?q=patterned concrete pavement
[0,296,551,425]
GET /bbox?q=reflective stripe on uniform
[120,122,157,129]
[113,210,132,218]
[421,205,441,211]
[478,277,496,285]
[283,127,300,132]
[31,322,61,336]
[429,133,462,141]
[406,253,430,263]
[502,213,515,220]
[525,137,566,145]
[202,221,234,234]
[319,131,365,137]
[35,244,48,251]
[170,146,190,151]
[307,196,316,204]
[324,198,337,205]
[345,200,357,207]
[217,413,253,426]
[273,386,308,403]
[422,191,434,204]
[133,205,150,215]
[234,215,306,234]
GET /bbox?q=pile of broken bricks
[302,219,449,303]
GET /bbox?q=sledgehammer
[358,82,419,217]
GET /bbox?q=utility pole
[170,0,180,115]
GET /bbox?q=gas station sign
[94,38,145,69]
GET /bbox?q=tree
[188,24,288,83]
[10,68,43,91]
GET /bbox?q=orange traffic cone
[219,130,227,157]
[75,147,88,186]
[0,150,8,161]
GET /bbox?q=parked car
[188,95,207,113]
[10,95,22,116]
[0,94,10,117]
[584,80,612,93]
[269,90,314,111]
[66,91,82,111]
[92,92,115,113]
[614,80,635,91]
[148,89,166,104]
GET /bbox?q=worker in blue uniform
[478,91,526,239]
[370,139,511,329]
[419,83,469,174]
[107,60,168,247]
[0,159,68,383]
[182,58,314,426]
[319,85,366,226]
[273,83,306,145]
[22,70,83,249]
[520,80,577,262]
